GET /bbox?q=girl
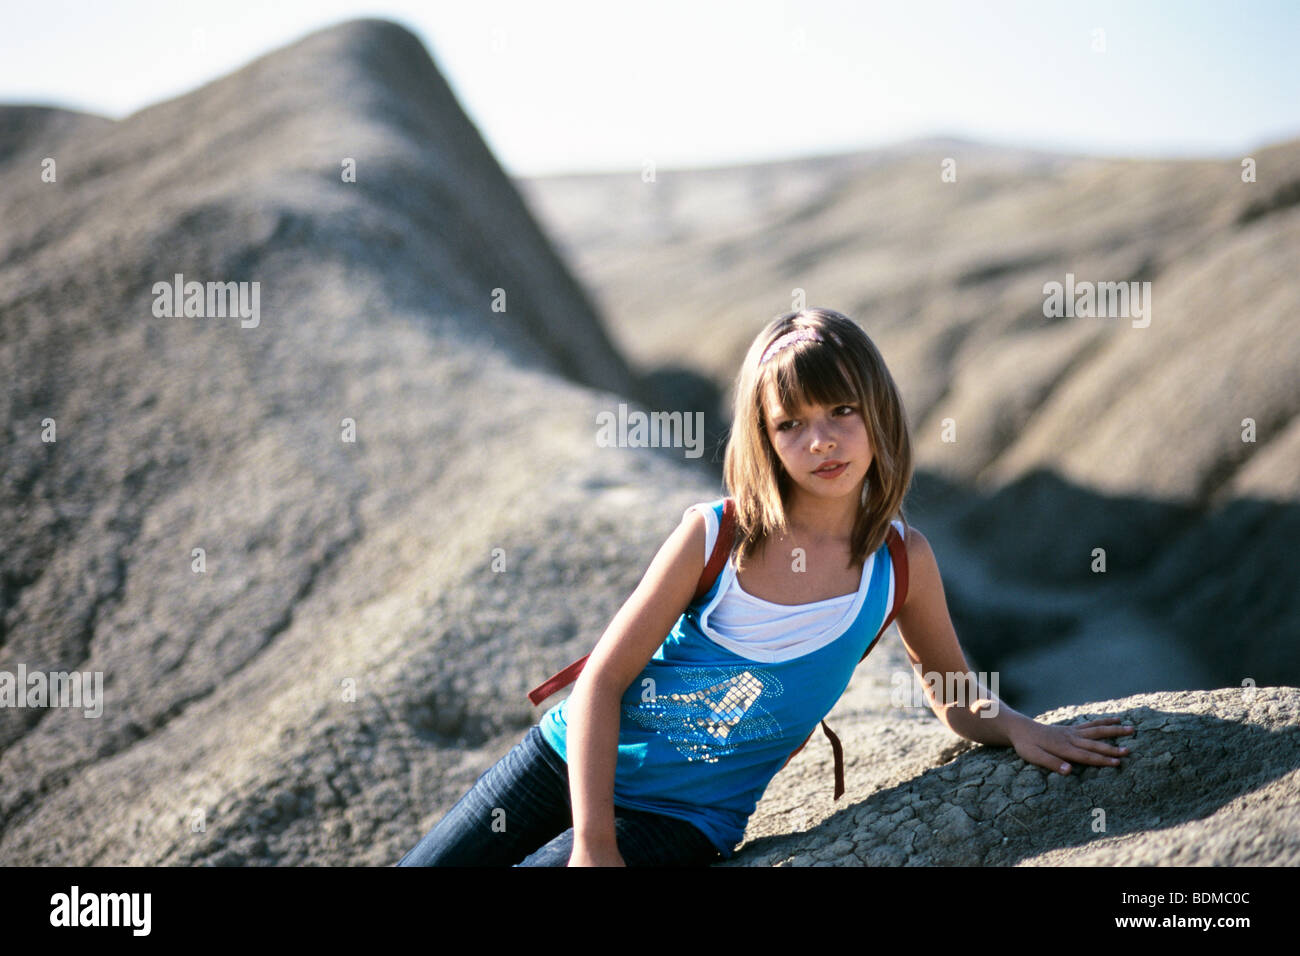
[396,308,1134,867]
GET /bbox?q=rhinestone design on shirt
[623,666,785,763]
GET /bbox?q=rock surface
[724,633,1300,865]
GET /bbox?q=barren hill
[0,17,693,865]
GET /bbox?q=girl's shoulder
[679,497,728,516]
[680,498,729,565]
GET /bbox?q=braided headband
[760,326,839,366]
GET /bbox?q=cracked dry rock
[723,682,1300,866]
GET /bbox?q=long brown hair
[722,308,913,571]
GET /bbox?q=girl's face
[761,378,873,505]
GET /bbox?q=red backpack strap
[779,720,846,799]
[693,496,735,602]
[527,498,737,706]
[857,521,909,664]
[783,520,910,799]
[526,656,588,707]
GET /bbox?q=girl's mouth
[813,461,847,479]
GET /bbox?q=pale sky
[1,0,1297,176]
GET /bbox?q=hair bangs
[763,340,861,420]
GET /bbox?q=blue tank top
[538,497,901,857]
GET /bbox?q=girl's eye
[775,406,854,431]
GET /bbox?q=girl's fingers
[1050,741,1114,766]
[1020,721,1136,775]
[1022,744,1069,774]
[1075,721,1135,739]
[1034,742,1093,773]
[1065,737,1128,761]
[1076,727,1135,740]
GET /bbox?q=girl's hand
[568,840,627,867]
[1009,716,1134,775]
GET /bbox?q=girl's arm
[894,527,1133,774]
[565,507,708,866]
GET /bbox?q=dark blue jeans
[396,725,723,866]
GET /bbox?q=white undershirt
[683,504,901,663]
